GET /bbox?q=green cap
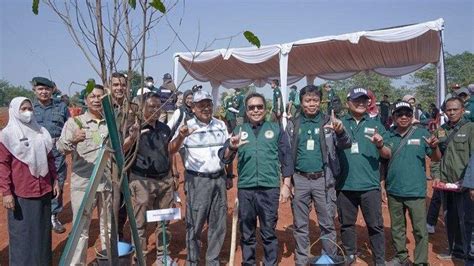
[31,77,54,88]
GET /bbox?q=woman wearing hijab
[367,89,380,118]
[0,97,60,266]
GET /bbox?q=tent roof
[175,18,444,88]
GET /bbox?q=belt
[186,170,225,179]
[130,171,168,180]
[295,171,324,180]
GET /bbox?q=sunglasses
[395,111,413,118]
[247,104,265,111]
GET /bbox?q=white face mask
[19,111,33,123]
[146,81,154,88]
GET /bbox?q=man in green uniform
[324,83,335,114]
[232,88,246,126]
[271,79,284,123]
[287,85,299,118]
[286,85,351,264]
[220,92,293,265]
[223,89,237,133]
[433,97,474,262]
[455,87,474,122]
[336,87,391,265]
[379,94,391,129]
[382,101,441,265]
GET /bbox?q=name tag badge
[307,139,315,151]
[351,142,359,154]
[407,139,420,145]
[364,127,375,135]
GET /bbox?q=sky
[1,0,473,98]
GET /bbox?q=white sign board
[146,208,181,222]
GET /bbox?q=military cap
[31,76,54,88]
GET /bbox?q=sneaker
[345,254,357,265]
[436,253,464,260]
[426,223,435,234]
[156,255,177,266]
[51,214,66,234]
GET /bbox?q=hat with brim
[193,90,212,103]
[455,87,470,97]
[347,87,369,100]
[402,94,415,102]
[392,101,413,115]
[31,76,54,88]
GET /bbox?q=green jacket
[435,119,474,183]
[235,122,281,188]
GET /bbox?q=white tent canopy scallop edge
[173,18,446,109]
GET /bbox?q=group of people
[0,73,473,266]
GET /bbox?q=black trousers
[337,189,385,265]
[8,193,52,266]
[239,187,280,266]
[443,190,474,260]
[426,189,442,226]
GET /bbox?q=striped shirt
[175,117,229,173]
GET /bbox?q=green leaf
[149,0,166,13]
[128,0,136,9]
[32,0,39,15]
[85,79,96,94]
[243,31,261,48]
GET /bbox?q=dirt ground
[0,107,461,265]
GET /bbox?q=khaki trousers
[129,175,174,256]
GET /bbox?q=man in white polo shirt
[169,90,232,266]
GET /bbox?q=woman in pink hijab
[367,89,380,118]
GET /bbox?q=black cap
[145,76,154,81]
[191,85,202,92]
[163,73,172,80]
[392,101,413,114]
[290,85,297,90]
[31,77,54,88]
[346,87,369,100]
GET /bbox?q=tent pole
[279,51,289,129]
[173,55,179,88]
[438,27,446,108]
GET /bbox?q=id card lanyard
[349,118,366,154]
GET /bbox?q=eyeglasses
[247,104,265,111]
[395,111,413,118]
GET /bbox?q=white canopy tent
[173,18,446,110]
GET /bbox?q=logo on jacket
[264,130,274,139]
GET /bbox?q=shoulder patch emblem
[241,131,248,140]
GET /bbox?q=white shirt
[174,117,229,173]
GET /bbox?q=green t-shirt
[289,90,299,106]
[337,114,388,191]
[385,127,432,197]
[233,93,245,117]
[273,87,283,113]
[295,113,324,173]
[464,98,474,122]
[224,96,236,120]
